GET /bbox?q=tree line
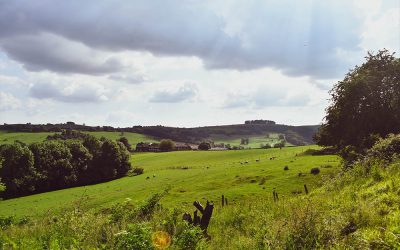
[315,49,400,164]
[0,135,131,198]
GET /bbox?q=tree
[315,50,400,152]
[65,140,93,185]
[0,143,36,197]
[198,142,211,150]
[159,139,175,152]
[118,137,132,152]
[29,141,74,191]
[0,159,5,192]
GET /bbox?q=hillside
[0,122,319,146]
[0,146,338,218]
[1,148,399,249]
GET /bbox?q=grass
[0,146,339,218]
[2,151,399,248]
[211,133,289,148]
[0,131,54,145]
[0,131,158,149]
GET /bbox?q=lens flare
[152,231,171,249]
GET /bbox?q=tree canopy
[315,49,400,152]
[0,135,131,198]
[159,139,175,152]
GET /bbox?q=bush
[284,166,289,171]
[310,168,320,175]
[198,142,211,150]
[114,223,154,250]
[174,224,204,250]
[130,167,144,176]
[368,133,400,163]
[159,139,175,152]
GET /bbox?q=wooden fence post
[183,200,214,239]
[304,184,309,194]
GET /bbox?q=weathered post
[221,194,225,207]
[304,184,309,195]
[225,197,228,206]
[183,201,214,239]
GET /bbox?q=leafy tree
[118,137,132,152]
[29,141,74,191]
[159,139,175,152]
[98,139,120,180]
[315,50,400,152]
[116,142,131,177]
[65,140,93,185]
[274,141,285,148]
[198,142,211,150]
[0,143,36,197]
[0,159,5,192]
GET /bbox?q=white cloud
[106,110,137,127]
[149,82,198,103]
[0,91,21,111]
[29,81,109,103]
[360,7,400,53]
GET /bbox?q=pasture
[0,146,339,218]
[0,131,158,149]
[210,133,289,148]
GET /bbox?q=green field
[0,131,158,149]
[211,133,289,148]
[0,131,54,145]
[0,146,339,218]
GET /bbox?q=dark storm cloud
[0,0,363,78]
[149,83,198,103]
[1,33,123,75]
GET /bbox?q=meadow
[0,131,157,149]
[0,146,339,219]
[210,133,288,148]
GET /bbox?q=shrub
[310,168,320,175]
[284,166,289,171]
[368,133,400,163]
[174,224,204,250]
[159,139,175,152]
[130,167,144,176]
[114,223,154,250]
[198,142,211,150]
[137,193,164,219]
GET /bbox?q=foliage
[174,223,205,250]
[0,136,131,198]
[129,167,144,176]
[0,143,35,197]
[159,139,175,152]
[316,50,400,153]
[198,142,211,150]
[118,136,132,152]
[114,223,154,250]
[367,133,400,163]
[273,141,286,148]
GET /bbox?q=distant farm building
[135,142,194,152]
[136,142,160,152]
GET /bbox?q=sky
[0,0,399,127]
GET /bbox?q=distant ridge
[0,121,319,146]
